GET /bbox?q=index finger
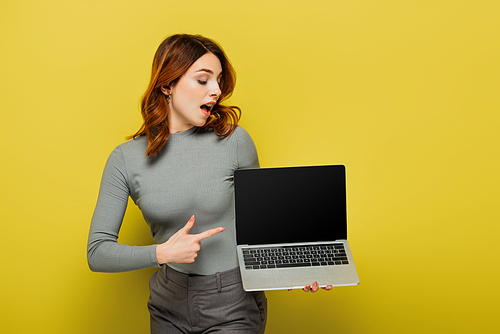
[196,227,226,241]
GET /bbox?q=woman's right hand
[155,215,225,265]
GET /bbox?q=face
[163,52,222,133]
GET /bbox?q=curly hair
[128,34,241,156]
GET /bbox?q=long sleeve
[87,147,159,272]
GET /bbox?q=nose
[210,83,221,99]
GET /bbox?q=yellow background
[1,0,499,333]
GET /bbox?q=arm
[87,147,158,272]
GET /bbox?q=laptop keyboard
[243,244,349,270]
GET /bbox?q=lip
[203,101,216,107]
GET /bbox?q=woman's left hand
[302,281,332,292]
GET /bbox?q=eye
[198,80,208,85]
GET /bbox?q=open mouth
[200,103,215,116]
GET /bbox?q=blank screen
[234,165,347,245]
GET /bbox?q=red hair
[128,34,241,156]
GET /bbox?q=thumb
[181,215,195,234]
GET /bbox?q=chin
[194,117,209,127]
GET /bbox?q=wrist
[156,244,166,265]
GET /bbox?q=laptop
[234,165,360,291]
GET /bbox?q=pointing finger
[196,227,226,240]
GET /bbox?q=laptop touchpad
[272,268,328,288]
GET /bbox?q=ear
[160,85,171,95]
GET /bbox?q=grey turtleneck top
[87,126,259,275]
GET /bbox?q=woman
[88,34,328,334]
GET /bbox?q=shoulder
[233,125,250,136]
[103,136,148,170]
[232,125,255,144]
[112,136,148,158]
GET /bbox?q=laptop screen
[234,165,347,245]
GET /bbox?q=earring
[166,94,171,104]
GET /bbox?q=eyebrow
[195,68,222,77]
[195,68,214,74]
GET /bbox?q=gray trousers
[148,265,267,334]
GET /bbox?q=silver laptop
[234,165,360,291]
